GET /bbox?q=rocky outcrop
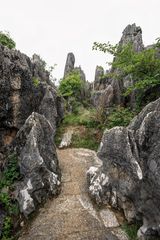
[15,113,60,217]
[92,23,144,109]
[91,85,114,109]
[87,97,160,239]
[63,53,90,104]
[63,52,75,78]
[0,43,63,234]
[0,44,63,150]
[94,66,105,91]
[111,24,144,107]
[119,24,144,52]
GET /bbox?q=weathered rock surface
[119,23,144,52]
[63,52,75,78]
[87,97,160,239]
[92,85,114,109]
[14,112,60,217]
[0,44,63,232]
[59,129,73,149]
[94,66,105,91]
[92,23,144,109]
[63,52,90,105]
[0,44,63,151]
[19,148,128,240]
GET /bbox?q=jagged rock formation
[119,24,144,52]
[92,23,144,109]
[0,46,63,151]
[87,97,160,239]
[63,52,90,103]
[63,52,75,78]
[0,44,63,234]
[94,66,105,91]
[91,85,114,109]
[14,112,60,217]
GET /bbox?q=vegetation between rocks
[93,39,160,108]
[32,77,40,87]
[55,105,135,150]
[121,223,139,240]
[0,153,20,239]
[0,31,16,49]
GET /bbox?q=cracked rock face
[92,24,144,109]
[87,98,160,239]
[0,44,63,222]
[15,112,61,217]
[94,66,105,91]
[119,23,144,52]
[63,52,75,78]
[0,44,63,151]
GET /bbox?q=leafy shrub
[0,153,20,189]
[0,153,20,239]
[59,70,83,98]
[32,77,40,87]
[63,108,98,128]
[71,132,99,151]
[55,107,102,150]
[0,31,16,49]
[93,39,160,107]
[121,223,139,240]
[106,106,135,129]
[1,216,14,240]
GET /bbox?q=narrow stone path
[19,148,128,240]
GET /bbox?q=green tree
[0,31,16,49]
[93,40,160,105]
[59,70,82,98]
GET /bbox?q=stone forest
[1,24,160,240]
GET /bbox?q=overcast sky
[0,0,160,82]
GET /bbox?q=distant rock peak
[119,23,144,52]
[63,52,75,78]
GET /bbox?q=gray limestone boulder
[15,112,60,217]
[87,97,160,239]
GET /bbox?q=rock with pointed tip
[63,52,75,78]
[15,112,61,217]
[88,97,160,239]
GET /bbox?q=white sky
[0,0,160,82]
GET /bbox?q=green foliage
[0,153,20,190]
[122,223,139,240]
[0,31,16,49]
[93,41,118,56]
[93,39,160,106]
[32,77,40,87]
[0,153,20,239]
[71,132,99,151]
[62,108,98,128]
[55,107,102,151]
[59,70,83,98]
[1,216,14,240]
[0,192,19,215]
[106,106,135,129]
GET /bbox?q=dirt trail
[19,148,128,240]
